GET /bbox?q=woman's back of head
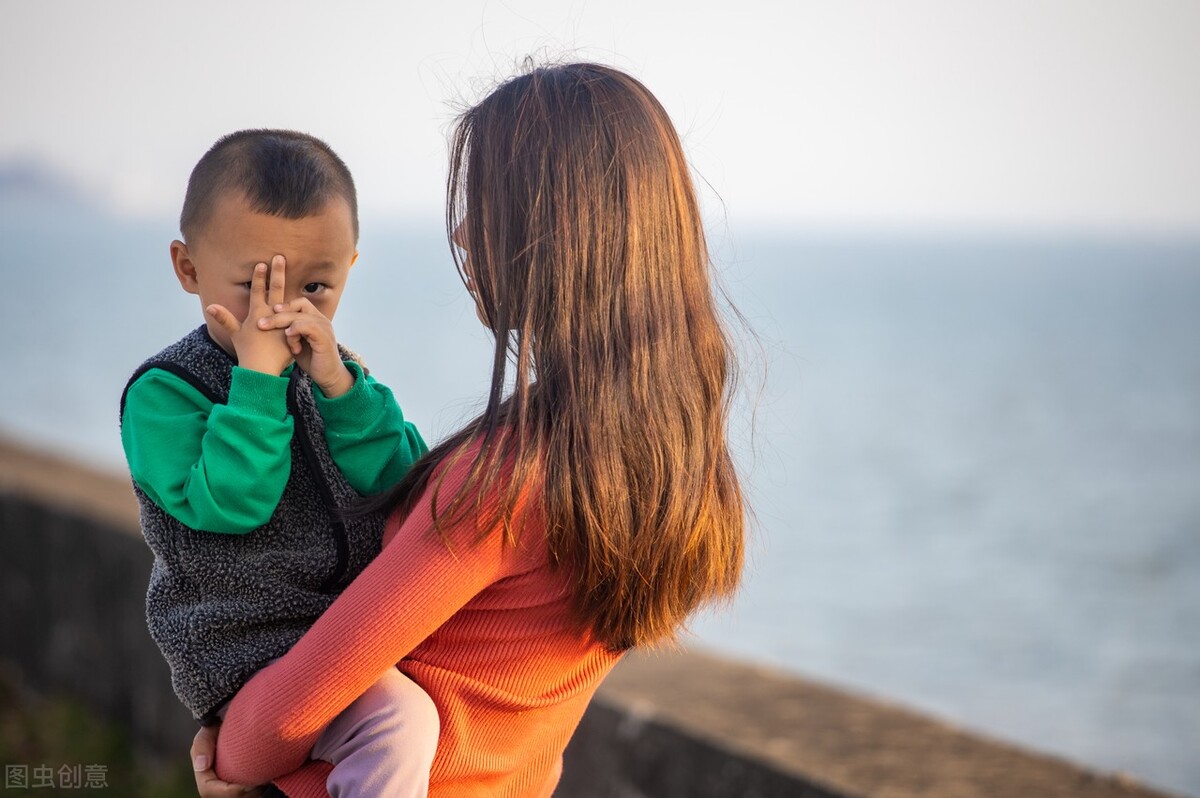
[404,62,745,650]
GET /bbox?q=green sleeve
[314,361,428,496]
[120,367,294,534]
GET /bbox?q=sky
[1,0,1198,235]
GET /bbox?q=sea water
[1,202,1197,795]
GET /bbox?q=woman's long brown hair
[378,62,745,651]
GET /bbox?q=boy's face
[170,192,358,357]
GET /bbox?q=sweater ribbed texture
[215,446,622,797]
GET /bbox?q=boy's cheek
[230,299,253,322]
[316,296,342,321]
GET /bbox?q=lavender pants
[218,666,439,798]
[309,667,440,798]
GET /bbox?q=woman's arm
[191,726,266,798]
[214,450,526,785]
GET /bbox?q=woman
[193,61,746,798]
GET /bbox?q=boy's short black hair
[180,129,359,243]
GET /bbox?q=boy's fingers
[257,311,303,330]
[249,262,268,309]
[268,255,286,308]
[283,318,336,348]
[257,306,320,327]
[204,304,240,335]
[276,297,319,316]
[261,312,330,334]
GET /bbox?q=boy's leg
[310,667,439,798]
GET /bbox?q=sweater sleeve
[271,762,332,798]
[313,361,428,495]
[120,367,293,534]
[214,449,522,785]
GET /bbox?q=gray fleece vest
[120,326,386,721]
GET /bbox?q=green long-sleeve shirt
[121,360,426,535]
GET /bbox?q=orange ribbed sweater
[214,450,622,797]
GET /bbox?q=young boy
[120,130,438,796]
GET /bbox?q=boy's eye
[241,282,253,290]
[303,282,326,295]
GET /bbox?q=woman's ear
[170,240,200,294]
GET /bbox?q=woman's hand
[191,725,267,797]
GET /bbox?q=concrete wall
[0,492,198,758]
[0,437,1181,798]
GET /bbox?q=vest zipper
[287,369,351,593]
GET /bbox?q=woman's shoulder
[383,432,547,555]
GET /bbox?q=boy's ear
[350,250,359,268]
[171,240,200,294]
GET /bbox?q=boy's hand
[205,255,293,376]
[259,296,354,399]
